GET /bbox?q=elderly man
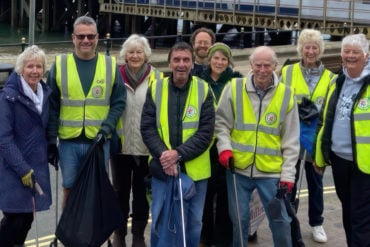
[141,42,215,247]
[215,46,300,247]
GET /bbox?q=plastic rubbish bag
[55,142,123,247]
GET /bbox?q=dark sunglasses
[74,34,97,40]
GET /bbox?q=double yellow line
[25,186,337,246]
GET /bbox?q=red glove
[280,181,294,193]
[218,150,233,168]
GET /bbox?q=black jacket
[140,75,215,172]
[315,72,370,164]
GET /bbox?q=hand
[94,130,107,145]
[21,169,35,188]
[218,150,233,168]
[280,181,294,193]
[47,144,59,169]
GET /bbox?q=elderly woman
[110,34,162,247]
[280,29,336,243]
[0,45,52,246]
[198,42,242,247]
[314,33,370,247]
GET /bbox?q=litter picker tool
[177,164,187,247]
[229,158,243,247]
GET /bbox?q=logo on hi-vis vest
[265,112,277,125]
[92,86,103,98]
[316,96,324,106]
[357,98,369,110]
[186,105,197,118]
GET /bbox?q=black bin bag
[56,142,123,247]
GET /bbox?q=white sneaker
[312,225,328,243]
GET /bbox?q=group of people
[1,13,370,247]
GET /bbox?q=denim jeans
[59,140,110,188]
[226,171,292,247]
[151,176,208,247]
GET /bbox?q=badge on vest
[358,98,369,110]
[265,112,277,125]
[92,86,103,98]
[315,96,324,106]
[186,105,197,118]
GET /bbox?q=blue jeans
[151,176,207,247]
[59,140,110,188]
[226,171,292,247]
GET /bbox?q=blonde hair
[297,29,325,59]
[15,45,46,74]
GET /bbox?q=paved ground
[1,41,347,247]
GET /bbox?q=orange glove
[218,150,233,168]
[280,181,294,193]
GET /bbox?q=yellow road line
[25,186,336,246]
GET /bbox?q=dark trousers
[291,159,324,226]
[0,212,33,247]
[110,154,150,235]
[330,152,370,247]
[200,162,232,247]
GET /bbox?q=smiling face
[72,24,99,60]
[209,50,229,79]
[193,32,213,63]
[126,46,146,74]
[251,47,277,90]
[21,58,44,91]
[302,42,320,68]
[341,44,368,78]
[169,49,193,88]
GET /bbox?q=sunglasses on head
[74,34,97,40]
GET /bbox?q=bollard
[105,33,111,56]
[239,27,245,49]
[21,37,27,52]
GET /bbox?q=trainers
[312,225,328,243]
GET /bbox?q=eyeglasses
[74,34,97,40]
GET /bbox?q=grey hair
[119,34,152,64]
[341,33,369,55]
[15,45,46,74]
[249,46,278,65]
[297,29,325,58]
[73,16,97,33]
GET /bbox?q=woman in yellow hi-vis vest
[280,29,336,243]
[314,33,370,247]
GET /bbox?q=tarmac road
[22,165,347,247]
[0,42,347,246]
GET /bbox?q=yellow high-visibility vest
[55,53,116,139]
[150,76,212,181]
[230,78,294,171]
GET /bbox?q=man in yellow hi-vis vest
[141,42,215,247]
[215,46,300,247]
[46,16,126,208]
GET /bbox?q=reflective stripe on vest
[282,63,335,110]
[353,85,370,174]
[56,53,115,139]
[230,78,293,172]
[151,76,211,181]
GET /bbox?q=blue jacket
[0,72,52,212]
